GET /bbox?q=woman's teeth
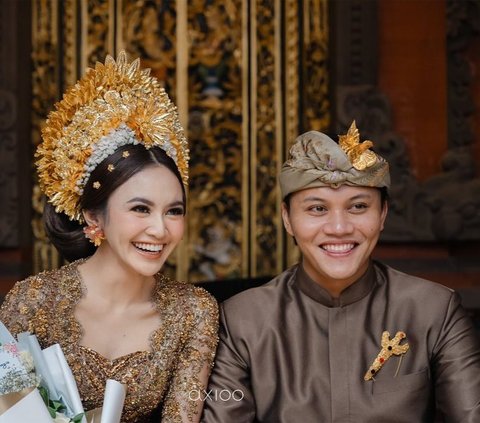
[133,243,164,252]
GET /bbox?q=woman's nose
[145,216,168,238]
[323,211,355,235]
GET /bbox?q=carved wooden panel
[0,1,22,248]
[30,0,331,281]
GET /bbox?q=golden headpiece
[279,121,390,199]
[36,51,189,222]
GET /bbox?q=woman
[0,52,218,422]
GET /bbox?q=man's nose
[323,211,354,235]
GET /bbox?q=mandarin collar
[295,261,376,307]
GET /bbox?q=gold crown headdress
[36,51,189,222]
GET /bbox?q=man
[202,122,480,423]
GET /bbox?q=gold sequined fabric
[0,261,219,423]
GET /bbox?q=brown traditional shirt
[0,260,219,423]
[203,261,480,423]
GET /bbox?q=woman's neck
[78,248,156,308]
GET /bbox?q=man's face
[282,185,388,289]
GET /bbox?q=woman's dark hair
[283,186,389,212]
[44,144,186,262]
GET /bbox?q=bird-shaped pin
[339,121,378,170]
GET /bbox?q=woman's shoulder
[154,275,218,314]
[5,261,83,302]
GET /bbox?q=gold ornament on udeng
[339,121,378,171]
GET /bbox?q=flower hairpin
[364,331,409,381]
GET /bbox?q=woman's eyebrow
[126,197,154,206]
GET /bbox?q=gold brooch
[364,331,409,381]
[339,121,378,170]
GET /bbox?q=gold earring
[83,224,105,247]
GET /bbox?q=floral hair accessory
[83,224,105,247]
[36,51,189,222]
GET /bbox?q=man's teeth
[321,243,355,253]
[133,243,164,252]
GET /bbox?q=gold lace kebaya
[0,261,218,423]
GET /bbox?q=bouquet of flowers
[0,322,126,423]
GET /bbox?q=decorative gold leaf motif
[339,121,378,170]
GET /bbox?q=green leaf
[38,386,49,405]
[51,399,66,412]
[47,406,56,418]
[72,413,85,423]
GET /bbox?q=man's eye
[167,207,185,216]
[309,205,327,213]
[351,203,368,211]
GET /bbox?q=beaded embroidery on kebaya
[0,261,218,422]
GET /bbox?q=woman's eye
[167,207,185,216]
[132,205,150,214]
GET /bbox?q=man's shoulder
[221,266,297,315]
[375,260,455,304]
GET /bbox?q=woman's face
[94,164,185,277]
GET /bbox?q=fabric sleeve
[201,304,256,423]
[161,289,219,423]
[0,276,47,337]
[433,291,480,422]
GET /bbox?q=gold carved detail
[31,0,62,272]
[63,0,78,87]
[121,0,178,98]
[186,0,244,281]
[81,0,114,70]
[303,0,330,131]
[285,0,301,267]
[252,0,281,277]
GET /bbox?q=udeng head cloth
[279,121,390,199]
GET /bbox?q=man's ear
[380,201,388,231]
[281,202,294,237]
[82,209,102,227]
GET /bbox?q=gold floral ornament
[36,51,189,222]
[339,121,378,170]
[364,331,410,381]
